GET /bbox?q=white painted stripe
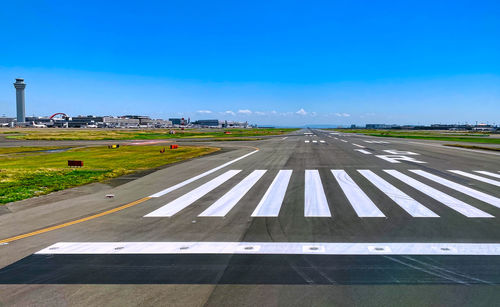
[304,140,310,143]
[145,170,241,217]
[341,140,348,143]
[37,242,500,255]
[411,170,500,208]
[475,171,500,179]
[385,170,493,218]
[282,137,288,140]
[149,150,257,197]
[449,170,500,187]
[332,170,385,217]
[358,170,438,217]
[354,149,372,154]
[334,137,338,140]
[312,140,318,143]
[252,170,292,217]
[199,170,266,217]
[320,140,325,143]
[305,170,331,217]
[352,143,365,148]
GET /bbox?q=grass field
[0,128,297,141]
[0,145,219,204]
[335,129,500,144]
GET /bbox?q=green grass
[335,129,500,144]
[0,128,298,141]
[0,145,219,204]
[443,144,500,151]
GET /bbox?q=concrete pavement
[1,129,500,306]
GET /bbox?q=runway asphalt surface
[1,129,500,306]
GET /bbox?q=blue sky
[1,0,499,126]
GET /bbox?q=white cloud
[254,111,266,115]
[270,110,277,114]
[197,110,212,114]
[223,110,236,116]
[238,109,252,115]
[296,108,307,116]
[335,112,351,117]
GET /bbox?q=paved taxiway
[1,129,500,306]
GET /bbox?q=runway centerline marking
[36,242,500,255]
[305,170,331,217]
[252,170,292,217]
[475,171,500,179]
[145,170,241,217]
[199,170,266,217]
[332,170,385,217]
[449,170,500,187]
[355,149,372,154]
[149,149,258,198]
[410,170,500,208]
[385,170,493,218]
[358,170,438,217]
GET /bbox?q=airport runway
[1,129,500,306]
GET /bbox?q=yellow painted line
[0,197,152,244]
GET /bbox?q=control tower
[13,78,26,123]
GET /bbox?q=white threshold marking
[355,149,372,154]
[282,137,288,140]
[385,170,493,218]
[341,140,348,143]
[358,170,438,217]
[352,143,365,148]
[305,140,310,143]
[449,170,500,187]
[312,140,318,143]
[320,140,325,143]
[411,170,500,208]
[149,150,258,198]
[475,171,500,179]
[37,242,500,255]
[199,170,266,217]
[334,137,339,140]
[145,170,241,217]
[252,170,292,217]
[332,170,385,217]
[305,170,331,217]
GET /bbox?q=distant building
[365,124,400,129]
[67,116,103,128]
[169,118,189,126]
[193,119,221,128]
[102,116,140,128]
